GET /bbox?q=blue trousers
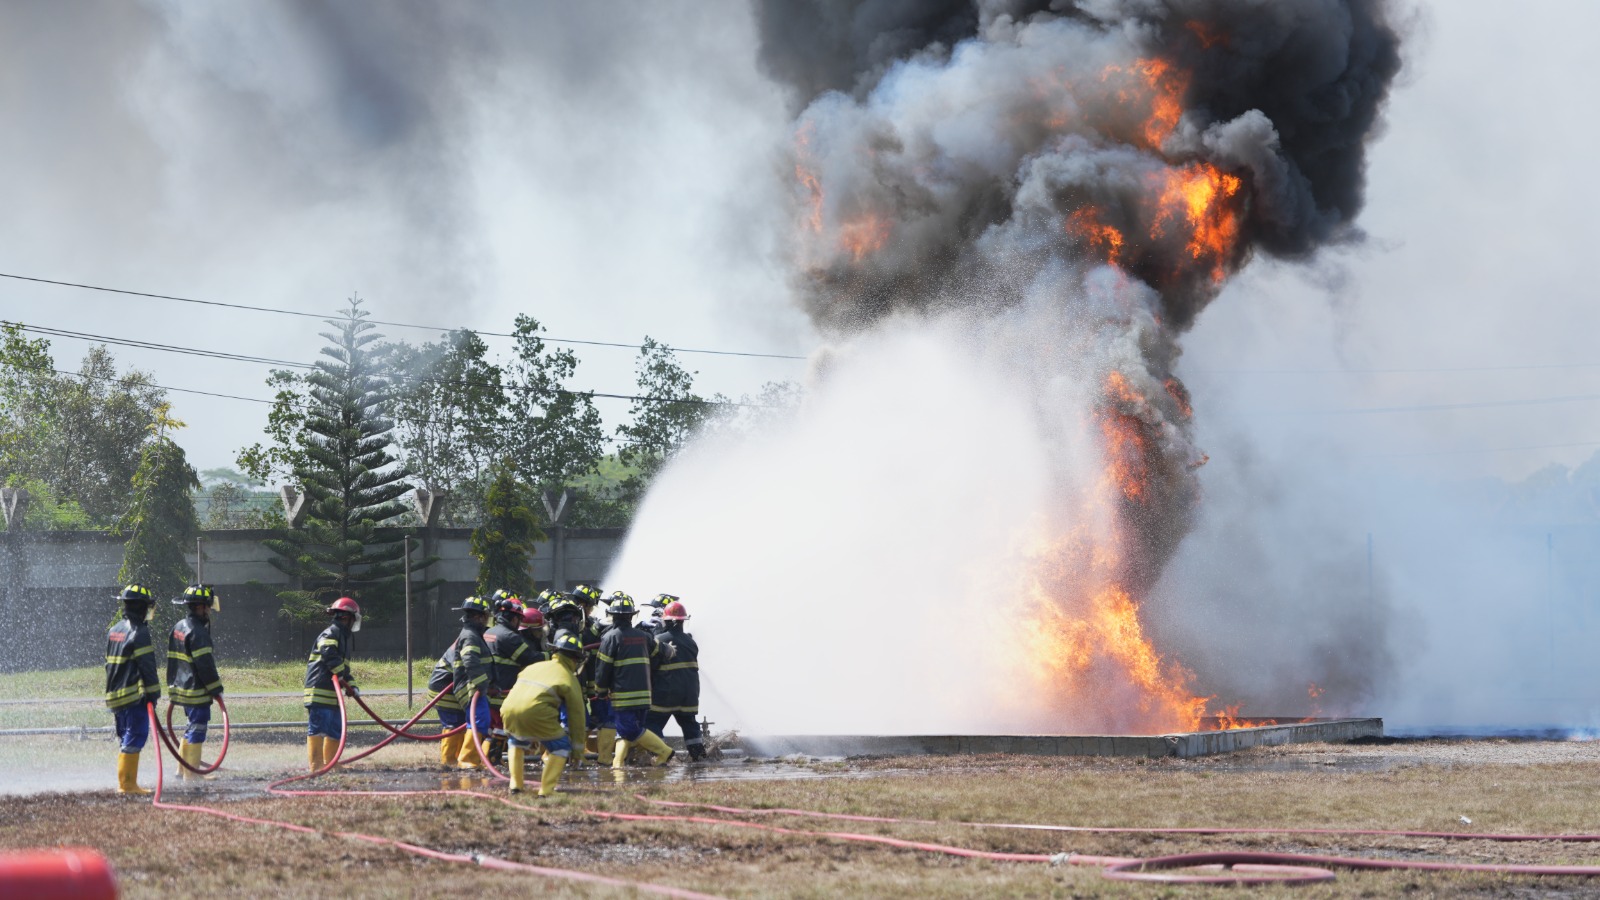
[613,707,649,742]
[438,694,490,737]
[646,710,702,748]
[182,702,212,744]
[307,705,343,739]
[589,697,614,730]
[114,703,149,752]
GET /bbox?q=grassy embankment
[0,660,438,730]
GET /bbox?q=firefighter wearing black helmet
[166,584,225,780]
[428,595,494,770]
[568,584,612,760]
[483,590,535,767]
[105,584,161,794]
[304,596,361,773]
[594,591,674,768]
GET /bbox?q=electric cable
[0,271,806,360]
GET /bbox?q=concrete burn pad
[743,717,1383,760]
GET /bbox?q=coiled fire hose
[153,696,230,776]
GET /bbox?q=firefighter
[105,584,161,795]
[640,594,673,635]
[483,591,534,767]
[594,591,674,768]
[304,596,361,772]
[427,595,494,770]
[567,585,612,761]
[534,588,563,617]
[166,584,225,780]
[502,631,588,797]
[647,600,704,761]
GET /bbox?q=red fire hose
[155,696,230,775]
[0,848,118,899]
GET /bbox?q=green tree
[614,337,723,510]
[0,323,165,526]
[116,404,201,625]
[264,299,413,622]
[384,329,506,525]
[501,315,605,494]
[234,369,309,485]
[469,460,543,596]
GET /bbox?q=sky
[0,1,1595,482]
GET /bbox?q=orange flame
[1185,21,1228,50]
[1101,57,1188,150]
[838,213,891,262]
[1066,209,1125,267]
[794,123,825,234]
[1153,163,1244,283]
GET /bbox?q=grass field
[0,660,437,730]
[5,740,1600,897]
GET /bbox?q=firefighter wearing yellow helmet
[501,630,589,796]
[427,595,494,770]
[166,584,224,779]
[104,584,161,794]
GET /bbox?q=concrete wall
[0,526,624,672]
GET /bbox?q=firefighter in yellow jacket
[105,584,161,795]
[501,631,588,797]
[166,584,224,779]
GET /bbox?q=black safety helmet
[117,584,154,606]
[571,584,603,608]
[173,583,220,612]
[549,630,585,660]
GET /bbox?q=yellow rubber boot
[584,731,599,760]
[635,730,676,766]
[116,751,151,795]
[321,736,341,769]
[538,754,567,797]
[457,732,487,770]
[439,732,464,768]
[595,728,616,766]
[508,746,526,793]
[178,740,194,780]
[612,738,633,770]
[307,736,325,773]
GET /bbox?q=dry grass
[6,745,1600,897]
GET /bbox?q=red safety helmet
[326,596,362,632]
[520,605,545,629]
[662,601,689,621]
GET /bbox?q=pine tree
[469,460,543,596]
[116,404,201,627]
[265,298,412,621]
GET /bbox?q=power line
[1368,440,1600,459]
[9,321,780,409]
[0,271,808,361]
[1257,393,1600,417]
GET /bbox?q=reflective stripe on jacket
[105,618,160,709]
[427,623,490,711]
[650,627,699,714]
[303,622,354,708]
[166,614,223,706]
[593,624,658,710]
[484,624,535,708]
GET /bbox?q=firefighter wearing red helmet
[166,584,225,780]
[646,599,704,761]
[593,591,674,768]
[483,590,537,767]
[105,584,161,794]
[427,595,494,770]
[304,596,361,772]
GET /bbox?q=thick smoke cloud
[733,0,1405,726]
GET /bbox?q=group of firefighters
[103,580,703,798]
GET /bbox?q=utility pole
[404,530,414,708]
[195,535,205,584]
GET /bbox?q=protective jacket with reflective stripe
[501,654,587,743]
[594,623,658,710]
[650,627,699,714]
[427,622,490,711]
[166,614,223,706]
[484,623,536,707]
[579,617,605,697]
[303,622,355,709]
[105,618,160,709]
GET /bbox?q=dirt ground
[5,737,1600,898]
